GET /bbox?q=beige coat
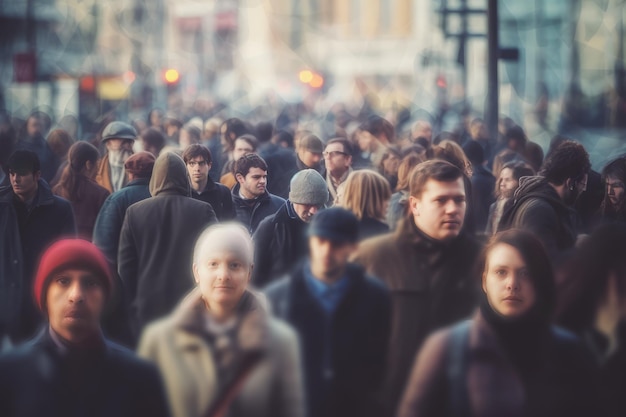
[137,289,305,417]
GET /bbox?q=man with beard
[598,156,626,223]
[96,121,136,193]
[499,140,591,260]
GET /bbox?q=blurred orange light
[299,70,313,83]
[80,76,95,92]
[123,71,136,84]
[164,69,180,84]
[309,74,324,89]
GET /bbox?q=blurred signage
[13,52,36,83]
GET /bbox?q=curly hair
[538,140,590,185]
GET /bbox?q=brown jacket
[96,154,129,193]
[398,311,600,417]
[351,217,481,414]
[138,288,305,417]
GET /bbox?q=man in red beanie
[0,239,171,417]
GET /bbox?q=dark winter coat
[118,153,217,340]
[265,263,391,417]
[93,178,152,266]
[0,180,76,341]
[190,177,235,221]
[469,164,496,233]
[252,202,309,288]
[0,329,170,417]
[398,311,599,417]
[351,217,481,415]
[499,176,577,259]
[357,217,390,241]
[258,143,299,199]
[231,183,285,234]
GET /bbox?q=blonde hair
[340,169,391,221]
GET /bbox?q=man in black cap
[264,207,391,417]
[96,121,137,193]
[0,150,76,345]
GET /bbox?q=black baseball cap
[308,207,359,244]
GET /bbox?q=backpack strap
[445,320,472,417]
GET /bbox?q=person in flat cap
[0,150,76,345]
[296,132,325,175]
[264,207,391,417]
[96,121,137,193]
[93,151,156,344]
[252,168,330,287]
[0,239,170,417]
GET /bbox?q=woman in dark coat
[398,229,600,417]
[52,141,109,240]
[556,223,626,417]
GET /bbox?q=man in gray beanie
[252,169,329,287]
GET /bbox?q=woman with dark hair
[556,223,626,416]
[398,229,599,417]
[53,141,109,240]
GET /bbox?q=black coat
[191,177,235,221]
[231,183,285,234]
[0,180,76,341]
[252,202,308,288]
[0,330,170,417]
[265,263,391,417]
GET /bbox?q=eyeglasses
[323,151,348,158]
[187,160,208,167]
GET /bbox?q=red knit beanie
[33,239,113,313]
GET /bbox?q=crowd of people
[0,106,625,417]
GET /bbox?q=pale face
[236,167,267,199]
[357,130,374,152]
[193,249,251,317]
[323,143,351,176]
[10,170,40,202]
[46,268,105,342]
[498,168,518,198]
[105,138,123,151]
[483,244,536,318]
[292,203,322,223]
[186,156,211,189]
[27,116,43,137]
[410,178,466,242]
[309,236,356,283]
[233,139,255,161]
[606,174,625,208]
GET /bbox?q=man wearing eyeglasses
[323,138,353,206]
[182,144,235,221]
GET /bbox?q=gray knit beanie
[289,169,329,205]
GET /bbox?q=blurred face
[293,203,322,223]
[46,268,105,342]
[382,153,400,176]
[233,139,254,161]
[323,143,351,176]
[606,175,625,208]
[483,243,536,318]
[309,236,356,283]
[357,130,374,152]
[236,167,267,199]
[410,178,466,242]
[186,156,210,189]
[27,116,43,137]
[298,148,322,168]
[179,129,191,148]
[413,121,432,142]
[193,246,251,318]
[498,168,518,198]
[470,122,487,140]
[10,170,40,202]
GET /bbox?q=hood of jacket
[149,152,191,197]
[513,175,566,210]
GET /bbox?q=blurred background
[1,0,625,166]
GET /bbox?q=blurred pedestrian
[0,239,170,417]
[252,169,329,287]
[96,121,136,193]
[15,111,58,182]
[597,156,626,223]
[220,134,258,189]
[296,132,325,175]
[0,150,76,344]
[338,169,391,240]
[118,152,218,341]
[138,223,305,417]
[265,208,391,417]
[398,229,599,417]
[183,144,235,221]
[486,161,534,235]
[463,140,496,234]
[323,137,353,206]
[231,153,285,233]
[53,141,109,240]
[386,153,424,231]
